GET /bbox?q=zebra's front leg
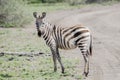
[50,48,57,72]
[50,47,64,73]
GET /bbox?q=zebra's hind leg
[81,50,90,77]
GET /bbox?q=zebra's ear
[33,12,37,18]
[41,12,46,19]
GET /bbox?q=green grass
[0,28,50,53]
[0,54,82,80]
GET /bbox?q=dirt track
[47,3,120,80]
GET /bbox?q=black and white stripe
[33,12,92,77]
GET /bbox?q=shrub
[65,0,86,6]
[26,0,64,4]
[65,0,120,5]
[0,0,30,27]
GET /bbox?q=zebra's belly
[58,41,77,50]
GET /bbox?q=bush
[65,0,85,6]
[65,0,120,5]
[26,0,64,4]
[0,0,30,27]
[86,0,120,3]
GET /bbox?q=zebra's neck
[41,22,53,40]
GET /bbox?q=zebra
[33,12,92,77]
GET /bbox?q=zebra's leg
[56,48,65,73]
[82,51,89,77]
[86,50,90,75]
[50,47,64,73]
[50,48,57,72]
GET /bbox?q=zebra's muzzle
[36,22,39,28]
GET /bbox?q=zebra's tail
[89,35,92,56]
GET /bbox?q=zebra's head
[33,12,46,29]
[33,12,46,37]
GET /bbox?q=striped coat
[40,24,91,54]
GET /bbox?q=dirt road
[47,3,120,80]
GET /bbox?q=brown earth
[45,3,120,80]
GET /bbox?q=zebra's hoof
[54,68,57,72]
[84,72,88,77]
[61,68,65,73]
[61,71,64,74]
[82,72,89,77]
